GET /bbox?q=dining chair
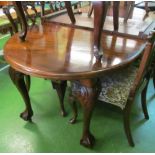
[40,1,76,24]
[97,34,155,147]
[3,2,68,118]
[88,1,135,31]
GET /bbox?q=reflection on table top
[4,23,146,80]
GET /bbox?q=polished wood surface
[0,1,13,6]
[4,23,146,80]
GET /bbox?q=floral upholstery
[98,65,138,109]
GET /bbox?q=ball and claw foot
[80,133,95,148]
[20,110,33,122]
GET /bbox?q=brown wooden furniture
[88,2,119,30]
[0,1,39,36]
[4,22,151,147]
[144,32,155,99]
[3,1,155,148]
[40,1,76,23]
[2,2,69,117]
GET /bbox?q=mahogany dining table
[4,21,149,147]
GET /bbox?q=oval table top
[4,23,146,80]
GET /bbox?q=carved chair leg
[25,75,31,92]
[71,79,99,148]
[141,81,149,119]
[9,67,33,121]
[51,80,67,116]
[123,100,135,147]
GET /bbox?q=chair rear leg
[153,71,155,89]
[123,104,135,147]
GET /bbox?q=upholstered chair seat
[98,65,138,109]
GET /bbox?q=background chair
[87,1,135,31]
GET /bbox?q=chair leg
[123,102,135,147]
[65,2,76,24]
[124,2,135,23]
[51,80,67,116]
[93,2,109,60]
[141,81,149,120]
[113,1,120,31]
[9,67,33,122]
[88,4,93,17]
[153,71,155,89]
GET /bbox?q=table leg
[71,79,100,147]
[51,80,67,116]
[9,67,33,121]
[25,75,31,92]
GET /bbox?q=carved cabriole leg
[9,67,33,121]
[71,79,100,148]
[51,80,67,116]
